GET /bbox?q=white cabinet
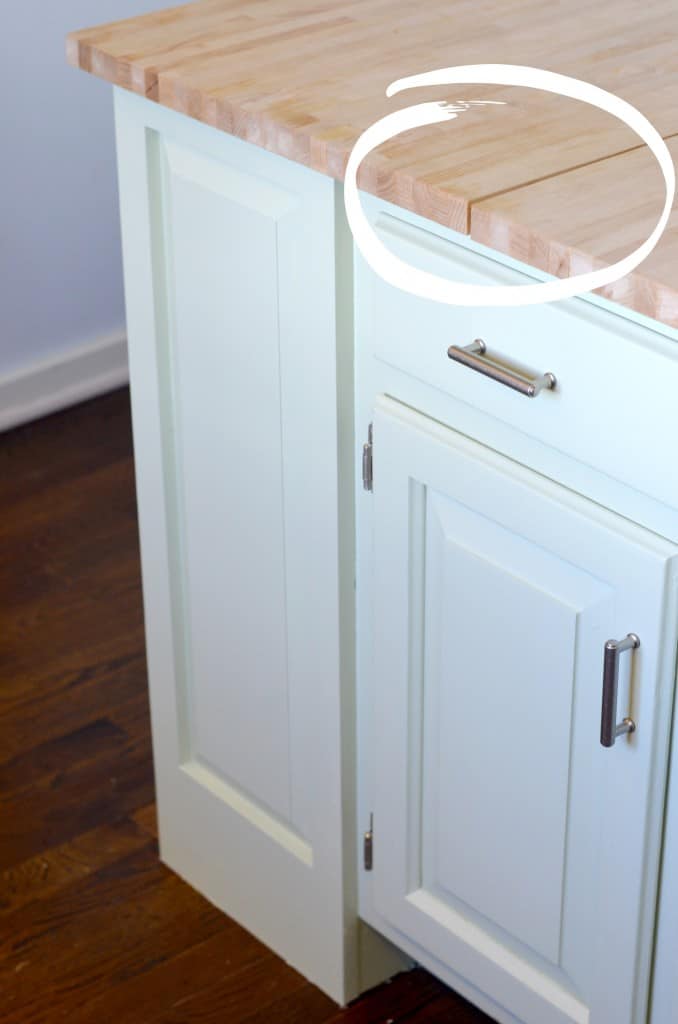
[111,88,401,1004]
[109,88,678,1023]
[363,395,678,1024]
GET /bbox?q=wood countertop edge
[66,35,470,234]
[470,206,678,330]
[67,33,677,332]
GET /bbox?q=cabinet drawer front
[362,209,678,509]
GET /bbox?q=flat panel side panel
[114,89,352,1002]
[162,139,294,824]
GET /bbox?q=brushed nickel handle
[600,633,639,747]
[447,339,557,397]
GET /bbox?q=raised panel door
[365,395,678,1024]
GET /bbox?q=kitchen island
[67,3,678,1023]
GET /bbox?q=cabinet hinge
[362,423,373,492]
[363,813,374,871]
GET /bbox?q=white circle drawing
[343,65,675,306]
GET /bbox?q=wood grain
[472,136,678,326]
[66,0,678,327]
[0,388,495,1022]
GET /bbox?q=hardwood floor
[0,388,493,1023]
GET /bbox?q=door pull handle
[600,633,639,748]
[447,339,557,398]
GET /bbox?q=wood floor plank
[68,923,274,1024]
[0,718,127,796]
[1,846,225,1023]
[107,691,153,744]
[0,721,154,870]
[0,459,140,614]
[131,803,159,840]
[0,390,135,509]
[236,979,338,1024]
[1,550,144,695]
[0,819,150,917]
[148,953,313,1023]
[1,650,147,764]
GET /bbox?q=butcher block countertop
[67,0,678,328]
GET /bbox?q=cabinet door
[114,89,354,1001]
[367,396,678,1024]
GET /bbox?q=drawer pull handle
[447,339,557,397]
[600,633,639,748]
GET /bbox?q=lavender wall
[0,2,186,385]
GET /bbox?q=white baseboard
[0,332,129,433]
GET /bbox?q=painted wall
[0,2,185,394]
